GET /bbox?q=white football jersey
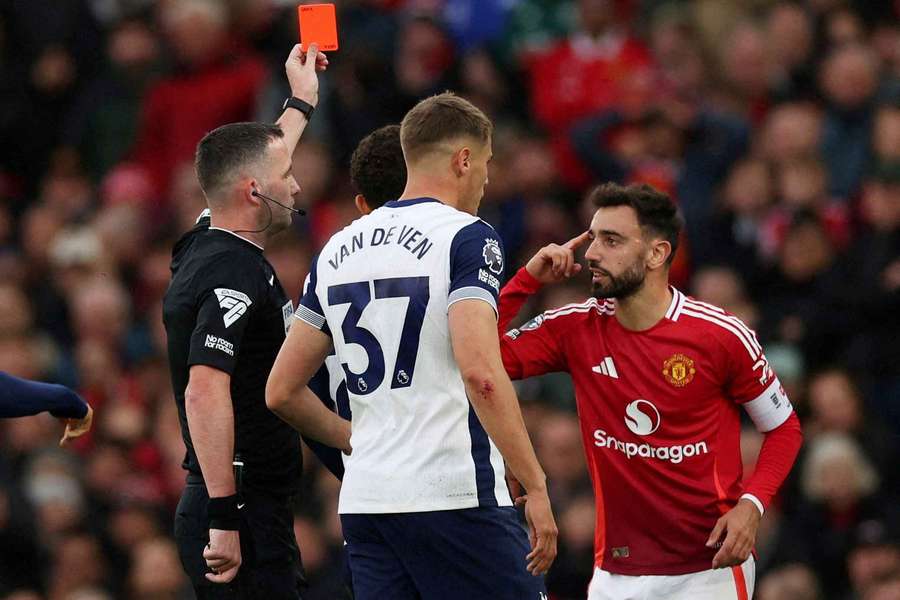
[296,197,512,513]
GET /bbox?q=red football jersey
[501,272,794,576]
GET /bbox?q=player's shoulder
[543,297,615,324]
[427,204,491,243]
[674,292,762,358]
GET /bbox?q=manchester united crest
[663,354,696,387]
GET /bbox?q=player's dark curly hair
[349,125,407,209]
[589,182,683,265]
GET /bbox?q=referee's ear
[246,179,261,205]
[355,194,373,215]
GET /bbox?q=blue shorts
[341,506,546,600]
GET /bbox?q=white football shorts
[587,555,755,600]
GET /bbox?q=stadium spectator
[795,433,897,595]
[819,43,883,197]
[759,102,824,166]
[527,0,655,186]
[872,102,900,162]
[846,519,900,599]
[766,2,817,103]
[807,368,899,493]
[130,0,268,202]
[61,17,161,182]
[717,20,773,123]
[757,562,823,600]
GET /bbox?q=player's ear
[647,239,671,270]
[452,147,470,177]
[355,194,372,215]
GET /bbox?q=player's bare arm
[184,365,241,583]
[449,299,558,576]
[266,320,352,453]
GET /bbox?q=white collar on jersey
[664,287,686,322]
[208,226,264,251]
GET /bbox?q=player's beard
[590,259,646,300]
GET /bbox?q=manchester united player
[500,183,802,599]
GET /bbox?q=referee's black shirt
[163,214,301,497]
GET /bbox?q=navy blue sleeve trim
[448,220,504,313]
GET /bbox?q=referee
[163,44,350,599]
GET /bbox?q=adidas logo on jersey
[214,288,252,328]
[591,356,619,379]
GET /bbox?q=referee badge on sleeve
[214,288,252,327]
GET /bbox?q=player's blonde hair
[400,92,492,163]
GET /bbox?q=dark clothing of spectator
[821,105,873,198]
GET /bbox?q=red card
[298,3,339,52]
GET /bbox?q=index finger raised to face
[564,230,591,250]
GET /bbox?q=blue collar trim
[383,197,442,208]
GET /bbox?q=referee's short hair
[400,92,492,163]
[589,182,683,265]
[350,125,406,209]
[195,122,284,202]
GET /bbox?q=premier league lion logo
[482,238,503,275]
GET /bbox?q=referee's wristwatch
[282,96,315,121]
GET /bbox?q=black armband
[207,494,242,531]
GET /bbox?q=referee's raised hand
[285,43,328,107]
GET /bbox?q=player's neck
[209,214,267,250]
[614,277,672,332]
[399,175,462,212]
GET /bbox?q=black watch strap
[282,96,315,121]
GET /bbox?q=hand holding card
[298,4,338,52]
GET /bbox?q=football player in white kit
[267,93,557,599]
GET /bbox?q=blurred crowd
[0,0,898,599]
